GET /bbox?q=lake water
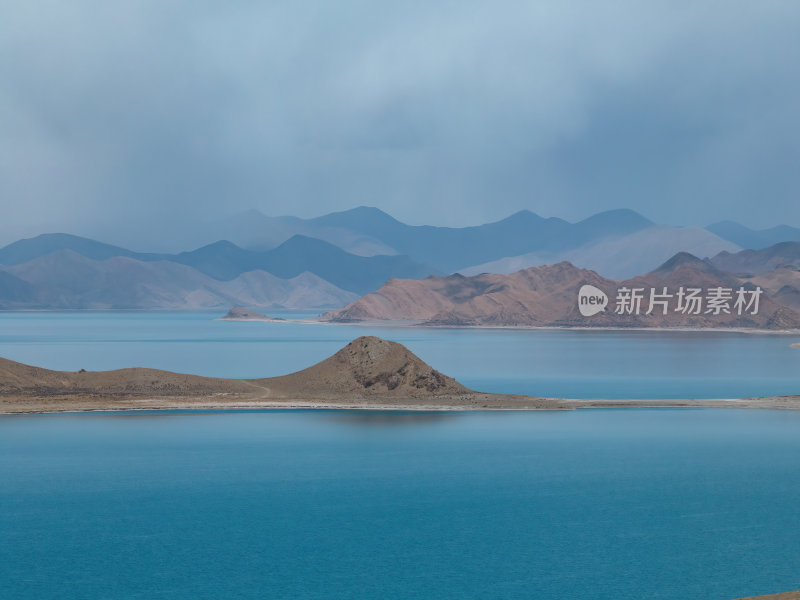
[2,312,800,599]
[2,409,800,600]
[0,311,798,399]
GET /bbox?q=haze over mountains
[0,232,434,309]
[462,225,739,279]
[3,250,359,310]
[1,206,799,311]
[0,232,435,294]
[707,222,800,250]
[183,206,741,278]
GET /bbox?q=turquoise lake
[2,409,800,600]
[1,312,800,599]
[0,311,799,399]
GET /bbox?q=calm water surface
[1,313,799,599]
[1,409,799,600]
[0,311,799,399]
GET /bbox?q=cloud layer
[2,1,799,247]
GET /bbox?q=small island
[218,307,285,322]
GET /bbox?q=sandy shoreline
[3,394,800,416]
[313,317,800,335]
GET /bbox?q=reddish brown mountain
[746,266,800,311]
[322,254,800,330]
[711,241,800,274]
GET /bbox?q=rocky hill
[262,336,469,397]
[322,254,800,330]
[710,242,800,274]
[0,336,539,413]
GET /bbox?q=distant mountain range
[323,252,800,330]
[0,232,436,294]
[1,207,799,311]
[193,206,738,277]
[0,232,437,308]
[706,221,800,250]
[461,225,739,279]
[182,206,800,279]
[0,250,359,310]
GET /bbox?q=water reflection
[321,410,461,427]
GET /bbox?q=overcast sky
[1,1,799,247]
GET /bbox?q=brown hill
[323,262,609,326]
[263,336,468,397]
[745,266,800,311]
[711,241,800,274]
[0,356,256,397]
[322,255,800,330]
[0,336,501,414]
[4,337,800,414]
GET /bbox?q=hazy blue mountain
[707,221,800,249]
[158,235,437,294]
[6,208,784,304]
[710,241,800,274]
[248,235,437,294]
[0,233,164,266]
[3,207,659,277]
[309,207,572,268]
[570,208,654,240]
[0,233,438,295]
[170,240,259,280]
[0,271,39,307]
[3,250,358,309]
[176,206,656,271]
[191,209,397,257]
[460,226,738,279]
[303,206,654,273]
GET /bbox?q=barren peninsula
[1,336,798,414]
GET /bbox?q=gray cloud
[1,0,799,248]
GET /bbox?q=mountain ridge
[323,253,800,330]
[707,221,800,250]
[710,242,800,274]
[0,233,438,296]
[1,250,358,309]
